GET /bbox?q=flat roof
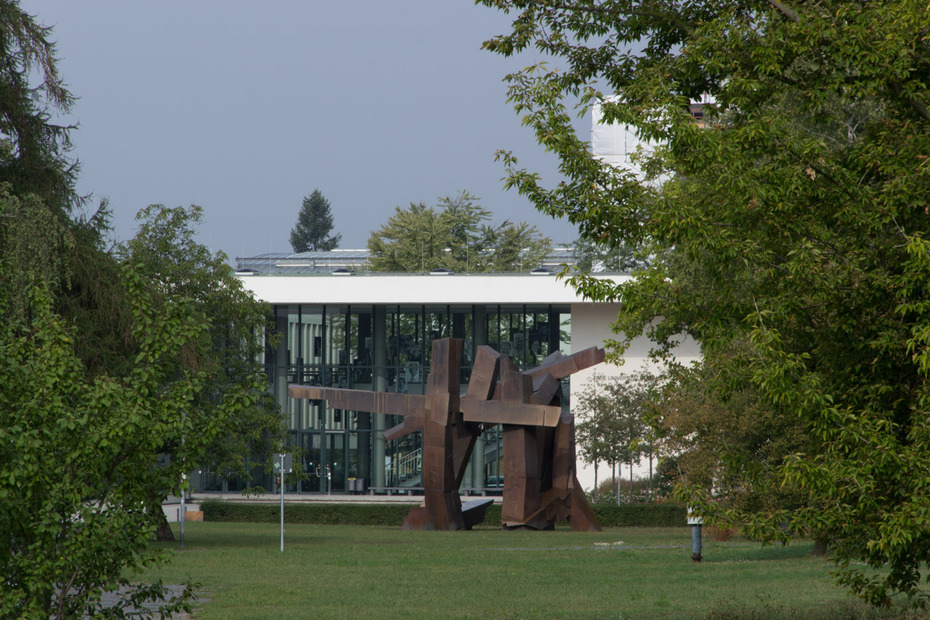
[236,272,628,306]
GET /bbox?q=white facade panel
[570,302,702,489]
[238,273,629,306]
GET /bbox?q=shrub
[200,500,685,528]
[589,476,669,504]
[706,525,737,542]
[591,502,688,528]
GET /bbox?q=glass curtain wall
[245,302,571,495]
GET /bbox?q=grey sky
[23,1,579,259]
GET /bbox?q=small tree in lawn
[289,189,341,252]
[574,371,657,503]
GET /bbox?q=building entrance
[302,431,346,493]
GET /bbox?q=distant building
[591,96,712,180]
[194,251,698,496]
[207,104,708,496]
[235,247,580,276]
[236,249,371,275]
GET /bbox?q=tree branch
[541,1,697,38]
[889,81,930,122]
[767,0,800,22]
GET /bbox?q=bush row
[591,502,688,527]
[200,499,687,527]
[200,500,417,526]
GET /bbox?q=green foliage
[649,344,811,516]
[0,0,77,210]
[570,236,645,274]
[0,200,279,615]
[201,500,438,526]
[199,499,685,528]
[574,371,658,482]
[54,205,140,378]
[590,502,687,528]
[0,4,286,612]
[119,204,289,503]
[0,184,73,321]
[0,277,198,617]
[367,190,552,272]
[481,0,930,606]
[289,188,341,252]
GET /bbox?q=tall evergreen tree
[289,189,341,252]
[0,0,78,212]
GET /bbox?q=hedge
[200,500,419,526]
[590,502,688,528]
[200,499,686,527]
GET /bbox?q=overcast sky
[22,1,582,259]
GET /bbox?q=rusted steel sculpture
[288,338,603,531]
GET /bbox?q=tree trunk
[613,461,620,506]
[646,451,652,502]
[154,504,175,542]
[629,461,634,502]
[812,538,828,557]
[593,461,598,501]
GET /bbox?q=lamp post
[179,412,186,549]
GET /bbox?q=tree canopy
[120,204,288,538]
[289,188,341,252]
[482,0,930,605]
[367,190,552,272]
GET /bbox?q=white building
[212,264,698,496]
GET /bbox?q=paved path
[94,585,202,618]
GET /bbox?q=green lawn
[141,523,922,619]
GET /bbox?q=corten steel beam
[287,337,606,531]
[499,369,544,528]
[383,416,424,442]
[459,399,562,427]
[405,338,464,530]
[523,346,606,381]
[287,385,424,417]
[529,373,562,406]
[495,346,605,530]
[450,346,499,491]
[466,346,501,400]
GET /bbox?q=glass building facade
[193,300,571,495]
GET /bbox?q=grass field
[140,522,923,619]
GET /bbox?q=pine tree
[289,189,341,252]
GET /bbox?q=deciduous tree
[481,0,930,605]
[647,340,810,516]
[367,190,551,272]
[574,371,656,503]
[120,204,288,540]
[0,251,201,617]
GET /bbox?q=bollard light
[687,507,704,562]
